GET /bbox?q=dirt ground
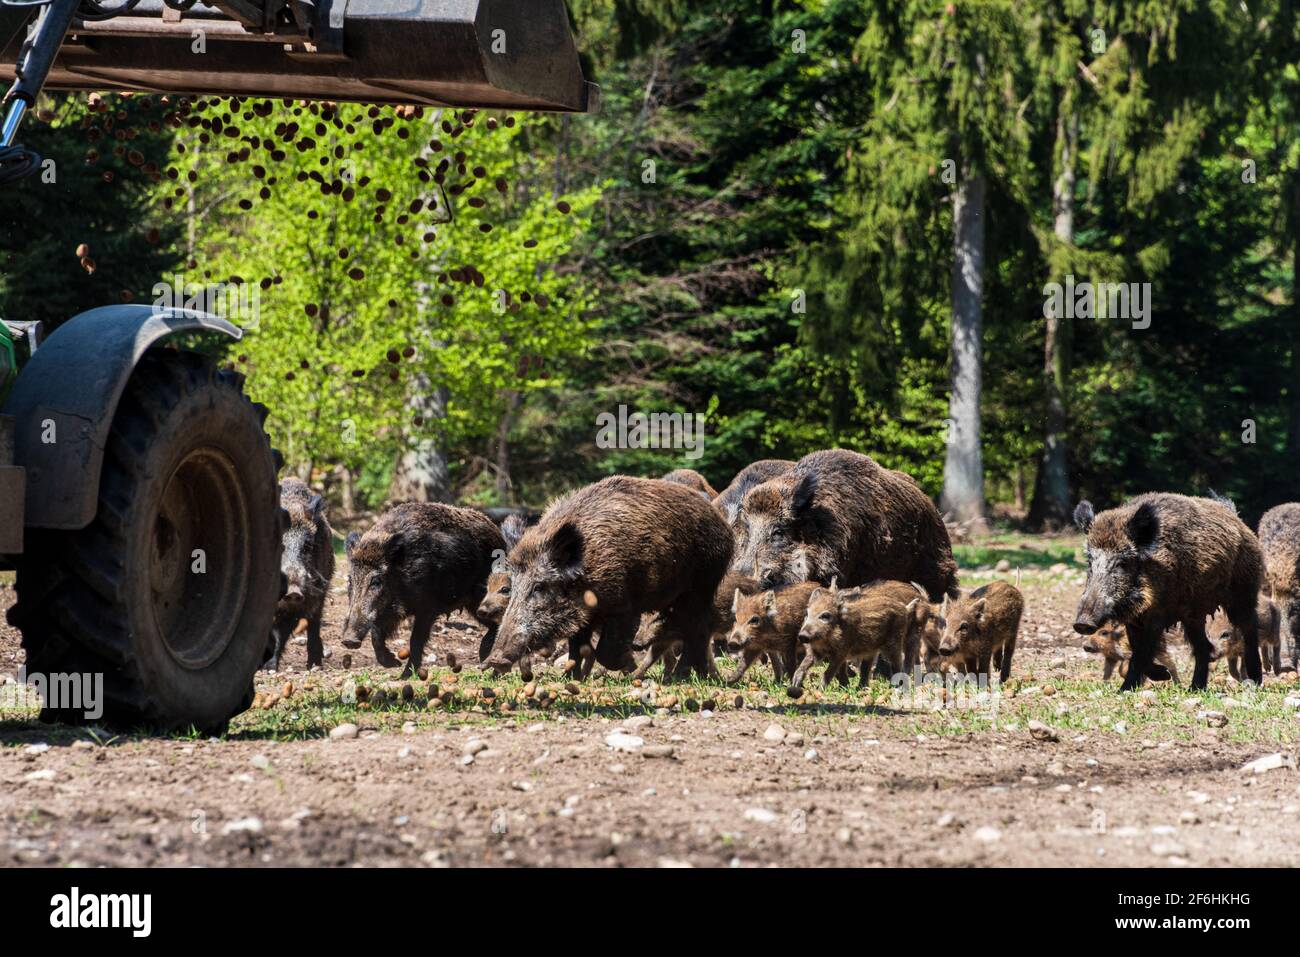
[2,543,1300,868]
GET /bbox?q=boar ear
[501,514,527,550]
[546,521,584,575]
[1126,501,1160,552]
[732,588,742,615]
[382,531,406,563]
[790,472,818,515]
[970,598,986,623]
[762,591,778,618]
[345,530,360,557]
[829,576,838,593]
[1073,500,1095,532]
[308,492,325,516]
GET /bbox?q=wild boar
[661,468,718,500]
[935,581,1023,681]
[1258,503,1300,669]
[712,459,795,524]
[723,581,819,684]
[473,513,529,661]
[342,503,504,676]
[791,581,916,692]
[264,478,335,672]
[861,580,932,677]
[483,476,734,680]
[1216,594,1283,679]
[729,449,959,601]
[1081,623,1180,683]
[1074,493,1264,690]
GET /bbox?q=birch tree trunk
[1029,110,1076,530]
[389,373,453,503]
[939,171,987,528]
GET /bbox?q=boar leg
[998,633,1016,683]
[823,653,846,689]
[1272,641,1283,675]
[1225,593,1264,684]
[1228,655,1241,681]
[402,611,436,677]
[1119,622,1161,692]
[595,614,640,675]
[1181,618,1215,690]
[305,614,324,670]
[631,641,669,681]
[727,649,760,685]
[789,647,818,694]
[1157,650,1180,685]
[263,612,297,672]
[1102,656,1116,681]
[369,625,402,669]
[478,624,499,663]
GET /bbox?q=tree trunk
[1289,194,1300,460]
[940,171,987,528]
[389,374,453,503]
[1029,111,1076,531]
[494,390,520,504]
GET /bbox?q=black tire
[7,350,282,733]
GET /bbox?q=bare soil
[2,556,1299,868]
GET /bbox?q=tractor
[0,0,595,731]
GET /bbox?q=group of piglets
[262,448,1034,691]
[1072,492,1300,690]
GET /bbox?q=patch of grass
[955,531,1084,571]
[219,655,1300,750]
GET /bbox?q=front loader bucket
[0,0,597,112]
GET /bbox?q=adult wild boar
[730,449,958,600]
[1073,493,1264,690]
[483,476,734,680]
[1257,503,1300,669]
[712,459,794,525]
[264,478,335,671]
[661,468,717,500]
[473,513,529,661]
[343,503,504,676]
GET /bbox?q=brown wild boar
[712,459,795,526]
[730,449,959,601]
[1216,594,1283,679]
[473,514,529,661]
[1081,623,1180,683]
[342,503,504,676]
[791,581,916,692]
[265,478,335,671]
[1074,493,1264,689]
[861,580,932,676]
[484,476,734,680]
[724,581,819,684]
[661,468,718,500]
[1258,503,1300,669]
[937,581,1023,681]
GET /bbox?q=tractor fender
[1,304,241,530]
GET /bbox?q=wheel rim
[148,447,251,669]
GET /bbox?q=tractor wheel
[7,350,282,733]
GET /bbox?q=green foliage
[167,102,597,497]
[0,95,181,327]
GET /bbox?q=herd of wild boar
[267,449,1300,693]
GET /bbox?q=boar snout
[1073,617,1100,635]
